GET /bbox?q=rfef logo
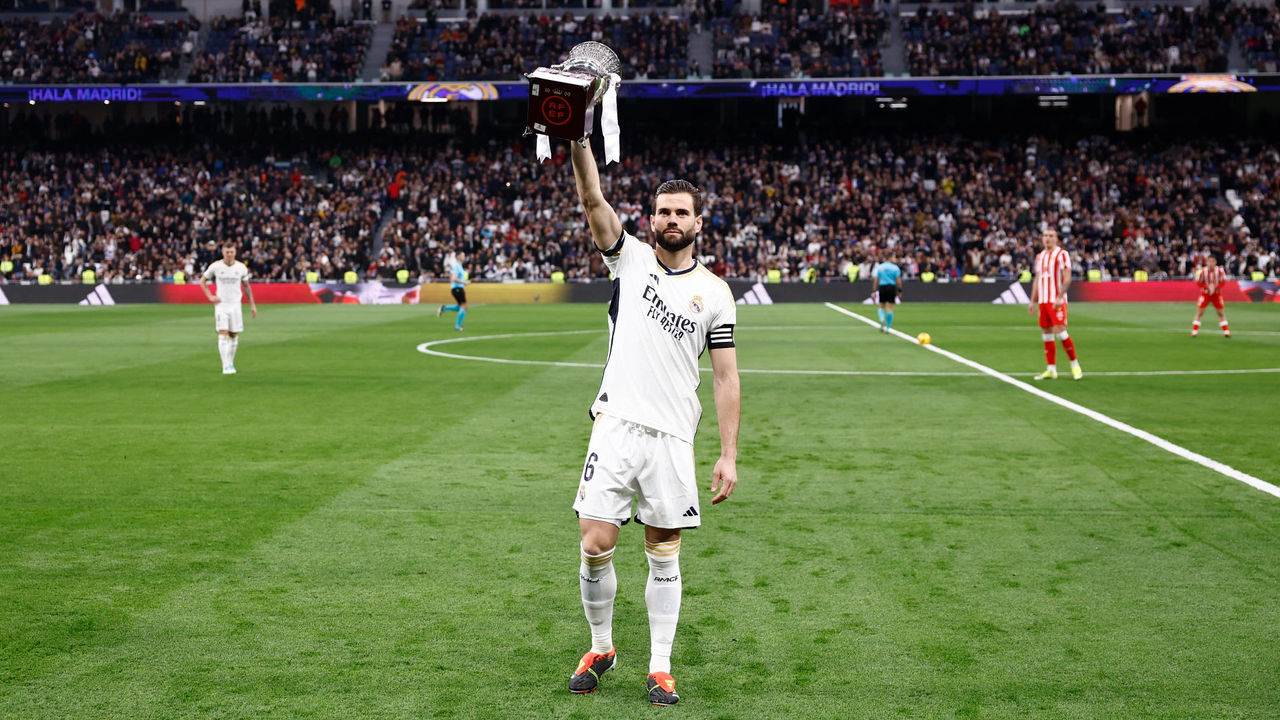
[542,95,573,126]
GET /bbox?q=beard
[653,226,697,253]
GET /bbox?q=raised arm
[570,141,623,252]
[708,346,740,505]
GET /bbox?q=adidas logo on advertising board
[78,285,116,306]
[992,281,1031,305]
[736,282,773,306]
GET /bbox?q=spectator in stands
[0,12,194,84]
[387,12,688,81]
[189,11,369,83]
[2,113,1277,286]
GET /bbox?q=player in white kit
[199,242,257,375]
[566,139,741,707]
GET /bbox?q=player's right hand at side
[711,456,737,505]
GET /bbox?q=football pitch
[1,300,1278,719]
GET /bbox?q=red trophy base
[525,67,602,142]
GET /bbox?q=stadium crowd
[1239,2,1280,73]
[0,113,388,283]
[2,115,1277,285]
[4,2,1279,83]
[711,4,888,78]
[0,11,196,83]
[384,11,688,81]
[188,12,370,83]
[903,0,1238,77]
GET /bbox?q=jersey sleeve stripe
[600,231,625,257]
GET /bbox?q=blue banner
[6,74,1278,104]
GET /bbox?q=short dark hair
[654,179,703,216]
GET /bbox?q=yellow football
[917,332,932,345]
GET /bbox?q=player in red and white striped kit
[1192,255,1230,338]
[1027,229,1083,380]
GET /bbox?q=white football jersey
[203,260,250,305]
[591,231,736,444]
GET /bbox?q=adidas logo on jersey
[598,393,609,402]
[682,506,699,518]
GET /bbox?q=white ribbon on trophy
[600,72,621,165]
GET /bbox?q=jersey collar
[656,257,698,276]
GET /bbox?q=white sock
[218,335,229,366]
[228,337,239,365]
[580,546,616,655]
[645,538,682,674]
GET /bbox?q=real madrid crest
[689,295,705,314]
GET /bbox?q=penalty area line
[823,302,1280,500]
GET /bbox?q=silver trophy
[557,41,622,106]
[526,41,622,144]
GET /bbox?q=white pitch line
[946,325,1280,337]
[417,329,604,369]
[823,302,1280,500]
[1084,368,1280,376]
[419,330,1280,379]
[416,332,981,376]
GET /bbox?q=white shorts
[573,413,701,529]
[215,304,244,333]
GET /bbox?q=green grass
[1,301,1277,719]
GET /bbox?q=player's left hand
[711,456,737,505]
[250,306,258,319]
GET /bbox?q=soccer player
[436,251,468,331]
[1192,255,1230,338]
[871,255,903,332]
[567,138,740,707]
[1027,228,1082,380]
[199,242,257,375]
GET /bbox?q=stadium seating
[2,125,1275,284]
[0,11,196,83]
[189,12,370,83]
[1,2,1275,83]
[1240,4,1280,73]
[903,2,1234,77]
[385,12,688,81]
[711,6,887,79]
